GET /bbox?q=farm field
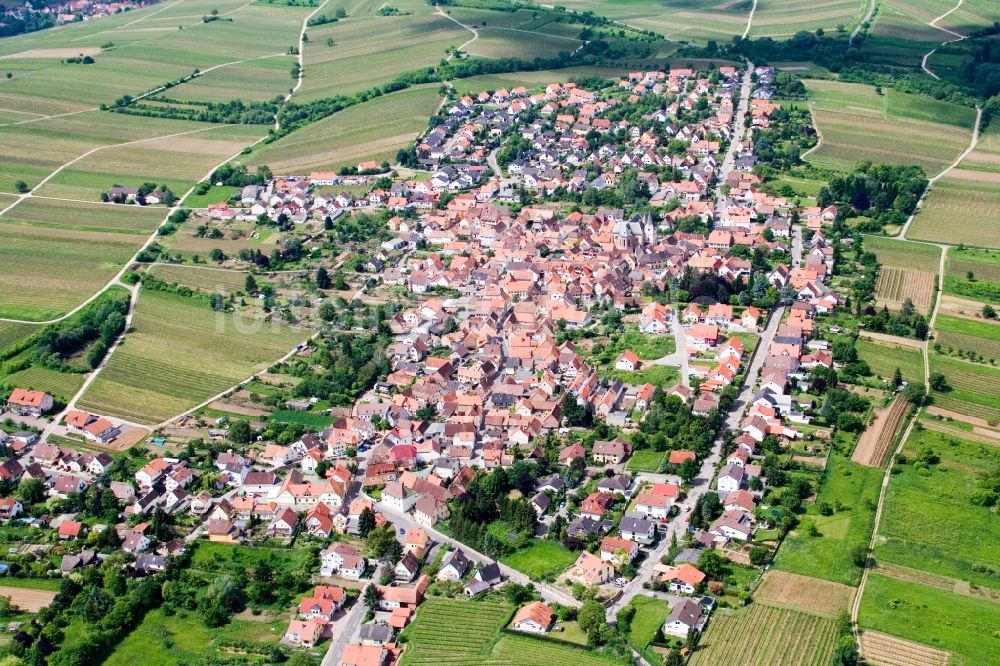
[856,338,925,384]
[689,602,840,666]
[860,630,950,666]
[0,365,84,401]
[909,123,1000,249]
[31,123,264,202]
[874,426,1000,590]
[552,0,751,43]
[299,13,465,99]
[875,267,936,314]
[754,570,855,618]
[0,198,163,320]
[146,264,250,295]
[748,0,869,39]
[803,80,976,174]
[934,314,1000,363]
[448,66,631,96]
[928,353,1000,423]
[0,0,310,116]
[104,607,286,666]
[864,235,941,272]
[856,0,964,69]
[774,452,882,586]
[0,322,36,353]
[858,574,1000,666]
[246,84,443,174]
[852,395,909,467]
[0,584,57,612]
[77,288,306,424]
[943,245,1000,303]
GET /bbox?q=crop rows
[860,630,949,666]
[856,339,925,384]
[690,604,838,666]
[402,599,514,665]
[854,396,909,467]
[875,267,935,312]
[935,329,1000,363]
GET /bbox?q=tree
[697,548,726,580]
[365,525,402,562]
[245,274,258,294]
[228,419,254,444]
[577,599,605,634]
[210,292,225,311]
[363,583,378,610]
[984,304,997,319]
[200,575,245,626]
[678,457,699,483]
[358,507,376,537]
[749,545,771,566]
[929,372,948,392]
[17,477,44,505]
[903,382,926,405]
[14,180,28,193]
[210,248,225,262]
[892,367,903,389]
[316,266,332,289]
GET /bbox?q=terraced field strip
[865,235,943,272]
[754,570,856,618]
[860,630,950,666]
[146,264,249,295]
[929,354,1000,424]
[853,395,909,467]
[874,561,1000,602]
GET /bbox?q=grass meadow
[875,426,1000,590]
[77,288,306,424]
[804,80,976,174]
[499,539,578,581]
[774,452,882,586]
[859,574,1000,666]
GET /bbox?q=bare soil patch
[861,630,949,666]
[207,399,270,417]
[853,395,908,467]
[755,570,855,618]
[858,331,925,350]
[0,586,57,612]
[944,167,1000,183]
[938,294,990,319]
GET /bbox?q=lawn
[500,539,578,581]
[188,540,316,576]
[0,577,64,592]
[874,427,1000,590]
[804,80,976,175]
[270,409,333,429]
[77,288,307,424]
[856,338,925,384]
[598,364,680,387]
[104,608,286,666]
[774,452,882,586]
[624,594,667,657]
[858,574,1000,666]
[626,450,665,473]
[183,185,241,209]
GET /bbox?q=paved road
[791,225,802,267]
[320,600,367,666]
[373,498,581,608]
[714,62,754,205]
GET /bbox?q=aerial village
[0,63,852,665]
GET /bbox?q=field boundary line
[928,0,965,37]
[800,103,823,158]
[899,106,981,239]
[741,0,758,40]
[437,5,479,56]
[277,0,334,129]
[849,0,877,45]
[0,130,271,325]
[921,0,967,78]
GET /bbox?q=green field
[690,602,840,666]
[804,80,976,174]
[77,288,306,424]
[856,0,963,69]
[864,235,942,272]
[499,539,578,581]
[859,574,1000,666]
[944,245,1000,303]
[104,608,286,666]
[146,264,250,295]
[934,314,1000,363]
[0,322,37,353]
[246,84,443,174]
[875,427,1000,589]
[774,453,882,586]
[928,353,1000,423]
[856,339,925,384]
[749,0,868,38]
[0,365,84,401]
[909,123,1000,249]
[0,198,163,320]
